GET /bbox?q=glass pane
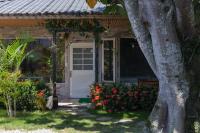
[84,59,93,64]
[73,54,82,59]
[104,40,114,81]
[73,60,82,64]
[83,65,93,70]
[72,47,94,71]
[73,65,82,70]
[120,38,156,79]
[84,54,93,58]
[83,48,93,53]
[73,48,82,53]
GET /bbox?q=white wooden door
[70,43,95,98]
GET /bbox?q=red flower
[37,90,45,97]
[106,95,112,98]
[95,85,102,94]
[91,99,96,103]
[102,100,109,105]
[112,88,118,94]
[107,110,112,113]
[95,96,100,100]
[95,85,100,91]
[96,88,102,94]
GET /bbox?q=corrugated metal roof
[0,0,105,16]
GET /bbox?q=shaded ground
[0,106,148,133]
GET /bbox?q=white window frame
[70,43,95,72]
[102,38,116,82]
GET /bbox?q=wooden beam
[94,34,99,83]
[52,31,58,109]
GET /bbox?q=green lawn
[0,109,148,133]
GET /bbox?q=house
[0,0,156,100]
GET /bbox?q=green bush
[90,83,158,112]
[16,83,37,111]
[16,80,51,111]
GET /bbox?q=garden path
[58,101,137,123]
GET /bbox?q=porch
[12,34,157,100]
[56,36,157,100]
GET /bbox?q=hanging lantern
[86,0,97,8]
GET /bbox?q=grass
[0,109,149,133]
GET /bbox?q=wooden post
[94,33,99,83]
[52,31,58,109]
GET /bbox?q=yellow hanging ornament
[86,0,97,9]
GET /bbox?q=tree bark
[124,0,158,77]
[6,94,14,117]
[173,0,195,38]
[124,0,191,132]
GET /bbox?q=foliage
[181,37,200,67]
[0,35,33,117]
[35,80,51,98]
[35,92,46,111]
[98,0,126,16]
[45,19,105,34]
[0,33,52,114]
[0,71,31,117]
[193,0,200,27]
[182,1,200,68]
[194,121,200,133]
[90,83,158,112]
[13,79,51,111]
[16,83,37,111]
[35,80,51,111]
[0,35,33,71]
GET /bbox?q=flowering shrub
[35,80,51,111]
[36,90,46,111]
[16,80,51,111]
[90,83,158,112]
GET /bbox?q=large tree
[124,0,195,133]
[87,0,199,132]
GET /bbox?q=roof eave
[0,14,127,20]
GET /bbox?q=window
[120,38,155,80]
[2,38,66,83]
[73,48,93,70]
[19,38,52,82]
[102,39,115,82]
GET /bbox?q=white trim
[102,38,116,82]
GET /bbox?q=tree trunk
[150,80,189,133]
[14,98,16,117]
[6,94,14,117]
[124,0,191,132]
